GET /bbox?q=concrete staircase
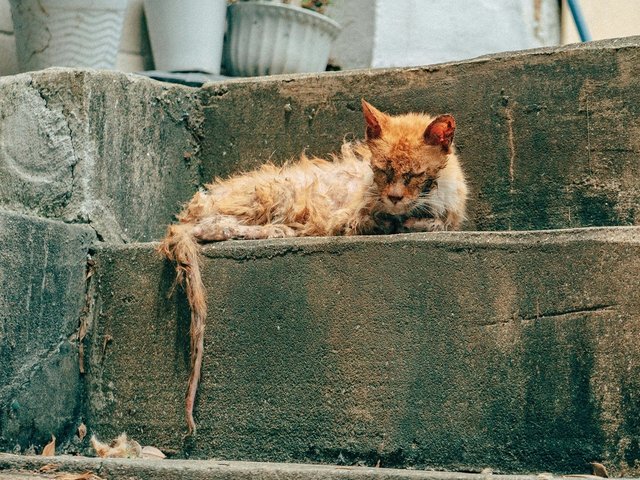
[1,37,639,478]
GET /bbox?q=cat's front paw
[265,225,296,238]
[403,217,446,232]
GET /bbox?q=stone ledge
[0,453,608,480]
[0,37,639,240]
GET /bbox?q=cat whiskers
[411,192,446,217]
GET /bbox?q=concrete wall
[0,211,95,450]
[0,38,639,470]
[201,38,640,232]
[0,69,203,243]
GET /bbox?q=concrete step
[0,37,638,242]
[0,210,95,449]
[0,453,587,480]
[84,227,640,475]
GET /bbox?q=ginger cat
[159,100,468,433]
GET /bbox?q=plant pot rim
[15,0,129,9]
[228,1,341,35]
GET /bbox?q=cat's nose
[387,194,403,204]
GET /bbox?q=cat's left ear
[424,115,456,152]
[362,99,387,140]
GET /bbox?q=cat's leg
[193,215,296,241]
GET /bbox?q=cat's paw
[265,225,296,238]
[193,224,231,241]
[403,217,446,232]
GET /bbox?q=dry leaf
[590,462,609,478]
[42,435,56,456]
[77,422,87,441]
[563,475,605,479]
[141,445,166,459]
[39,463,60,473]
[55,472,103,480]
[91,433,141,458]
[102,334,113,357]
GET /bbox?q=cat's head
[361,99,456,215]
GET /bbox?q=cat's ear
[361,99,386,140]
[424,115,456,152]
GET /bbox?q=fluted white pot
[9,0,127,72]
[144,0,227,74]
[224,1,340,77]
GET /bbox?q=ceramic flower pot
[224,1,340,76]
[143,0,227,74]
[9,0,128,72]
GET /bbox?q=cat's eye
[423,178,435,192]
[374,166,393,182]
[403,172,426,185]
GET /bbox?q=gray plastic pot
[224,1,340,76]
[143,0,227,74]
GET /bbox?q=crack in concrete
[28,76,81,191]
[480,303,617,327]
[77,252,97,374]
[521,303,617,321]
[586,94,593,174]
[504,100,517,194]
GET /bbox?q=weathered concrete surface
[2,37,640,473]
[0,454,608,480]
[1,39,638,239]
[201,36,640,231]
[0,210,95,450]
[86,227,640,475]
[0,69,203,242]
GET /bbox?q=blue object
[566,0,592,42]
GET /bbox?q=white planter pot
[9,0,127,72]
[224,2,340,77]
[143,0,227,74]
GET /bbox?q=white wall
[561,0,640,44]
[327,0,375,69]
[371,0,560,68]
[0,0,18,76]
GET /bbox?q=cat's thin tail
[157,222,206,435]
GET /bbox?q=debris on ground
[90,433,165,460]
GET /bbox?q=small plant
[229,0,332,15]
[298,0,332,14]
